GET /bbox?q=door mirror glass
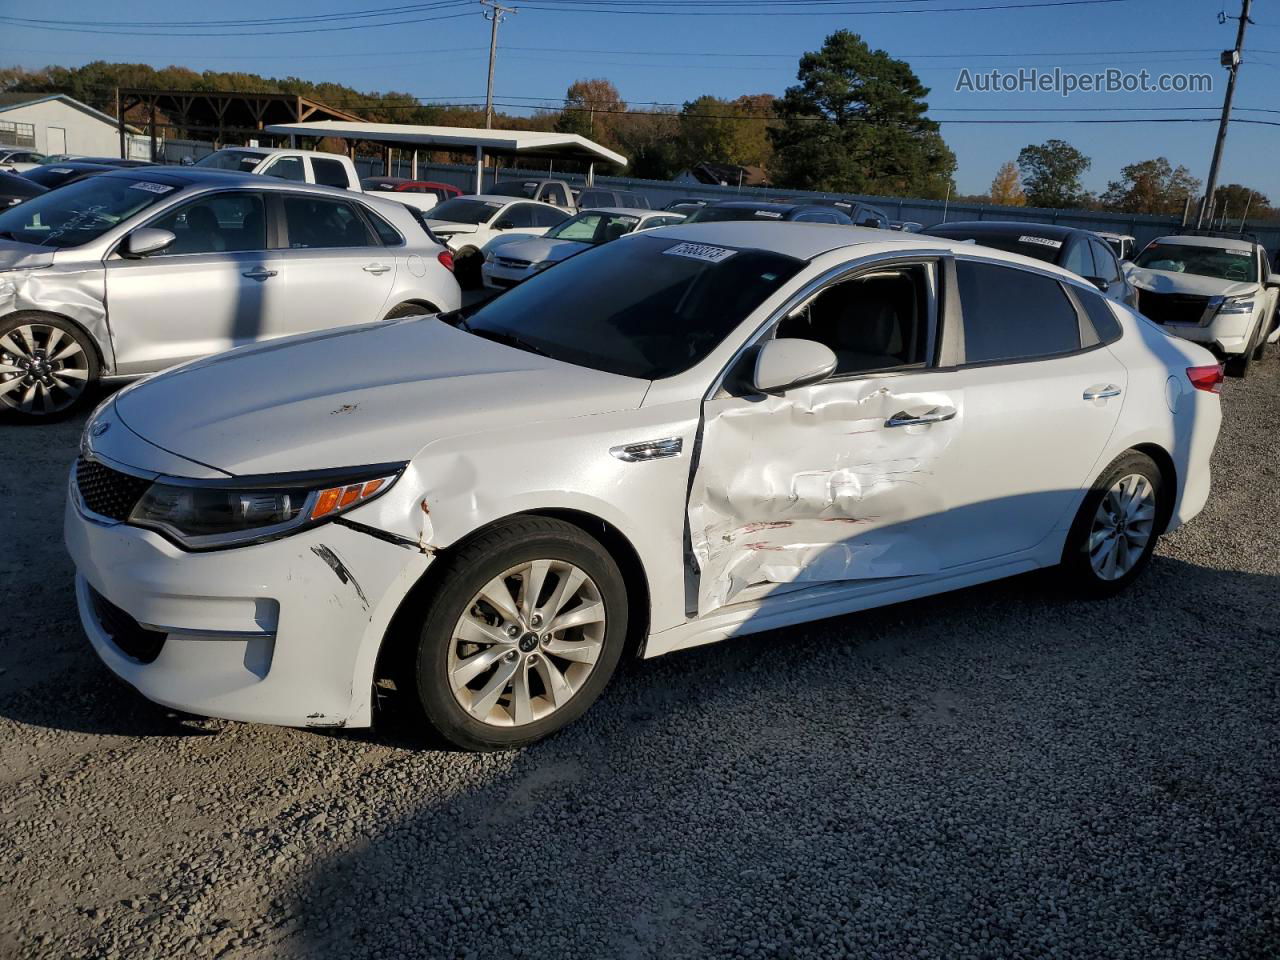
[123,228,176,258]
[753,338,837,395]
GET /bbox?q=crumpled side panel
[0,268,111,369]
[688,381,959,614]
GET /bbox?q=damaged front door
[688,259,964,614]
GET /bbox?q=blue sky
[3,0,1277,199]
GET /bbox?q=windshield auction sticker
[664,242,737,263]
[1018,235,1062,249]
[129,182,175,194]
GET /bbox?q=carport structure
[262,120,628,192]
[115,88,365,160]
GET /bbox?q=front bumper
[480,261,534,290]
[65,492,430,728]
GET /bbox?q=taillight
[437,250,454,273]
[1186,364,1224,394]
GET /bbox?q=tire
[0,312,99,421]
[383,301,438,320]
[1059,450,1164,598]
[409,516,629,751]
[453,247,483,290]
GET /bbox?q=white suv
[1127,232,1280,377]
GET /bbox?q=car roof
[1149,233,1256,252]
[460,193,560,207]
[707,200,824,214]
[650,221,1090,283]
[926,220,1081,240]
[31,160,118,172]
[572,206,658,216]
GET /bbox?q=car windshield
[690,206,788,224]
[442,234,804,380]
[487,181,537,199]
[926,228,1062,265]
[22,165,106,189]
[195,150,266,173]
[429,197,502,225]
[1133,242,1258,283]
[545,211,640,245]
[0,175,178,248]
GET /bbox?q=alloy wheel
[447,559,606,727]
[0,324,90,415]
[1088,474,1157,581]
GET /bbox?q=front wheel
[1059,450,1164,597]
[0,313,99,420]
[409,516,629,751]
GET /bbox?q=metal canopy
[262,120,627,191]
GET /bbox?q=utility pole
[1197,0,1253,228]
[481,0,516,130]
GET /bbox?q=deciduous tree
[1100,157,1200,215]
[989,161,1025,206]
[1017,139,1091,208]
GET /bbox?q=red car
[360,177,461,212]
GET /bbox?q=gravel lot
[2,354,1278,960]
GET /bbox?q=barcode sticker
[130,181,175,194]
[663,242,737,264]
[1018,235,1062,249]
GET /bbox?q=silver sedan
[0,168,461,419]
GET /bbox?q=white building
[0,92,149,159]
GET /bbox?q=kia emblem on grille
[90,422,110,438]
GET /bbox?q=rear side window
[1089,239,1120,283]
[533,205,568,228]
[311,157,350,189]
[956,260,1081,364]
[282,196,375,249]
[1077,288,1123,344]
[1062,239,1091,277]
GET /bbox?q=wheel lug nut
[506,624,520,638]
[505,651,517,663]
[530,613,542,628]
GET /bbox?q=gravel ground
[1,355,1278,960]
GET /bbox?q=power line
[0,1,470,29]
[516,0,1143,15]
[0,7,475,37]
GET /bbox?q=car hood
[0,242,56,271]
[1126,267,1258,299]
[112,317,649,475]
[425,222,479,236]
[496,236,589,264]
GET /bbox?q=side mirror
[858,218,880,228]
[752,338,837,395]
[1265,276,1280,289]
[494,219,515,231]
[122,228,176,258]
[1085,276,1110,292]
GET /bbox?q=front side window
[429,197,502,225]
[444,235,805,380]
[1132,242,1258,283]
[311,157,350,189]
[282,196,374,249]
[500,204,537,229]
[263,156,306,183]
[148,192,266,255]
[0,175,176,248]
[956,260,1081,364]
[776,264,932,375]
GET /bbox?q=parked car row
[60,218,1225,752]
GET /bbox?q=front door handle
[242,268,277,281]
[1083,384,1122,401]
[363,263,392,275]
[884,405,957,428]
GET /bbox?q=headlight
[1217,297,1255,315]
[127,464,404,550]
[484,250,496,263]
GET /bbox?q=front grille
[497,257,531,269]
[89,586,166,663]
[75,456,152,521]
[1137,290,1212,327]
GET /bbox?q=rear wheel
[383,301,438,320]
[1059,450,1164,597]
[408,516,629,751]
[0,313,98,420]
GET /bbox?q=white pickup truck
[193,146,361,192]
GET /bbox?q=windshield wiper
[468,328,555,359]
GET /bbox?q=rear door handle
[363,263,392,275]
[241,268,277,281]
[884,405,957,428]
[1083,384,1122,401]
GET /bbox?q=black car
[22,162,118,190]
[574,187,650,210]
[922,220,1136,307]
[688,200,854,225]
[0,171,48,208]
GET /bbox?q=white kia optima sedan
[65,223,1223,750]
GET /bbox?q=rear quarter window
[1076,288,1123,344]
